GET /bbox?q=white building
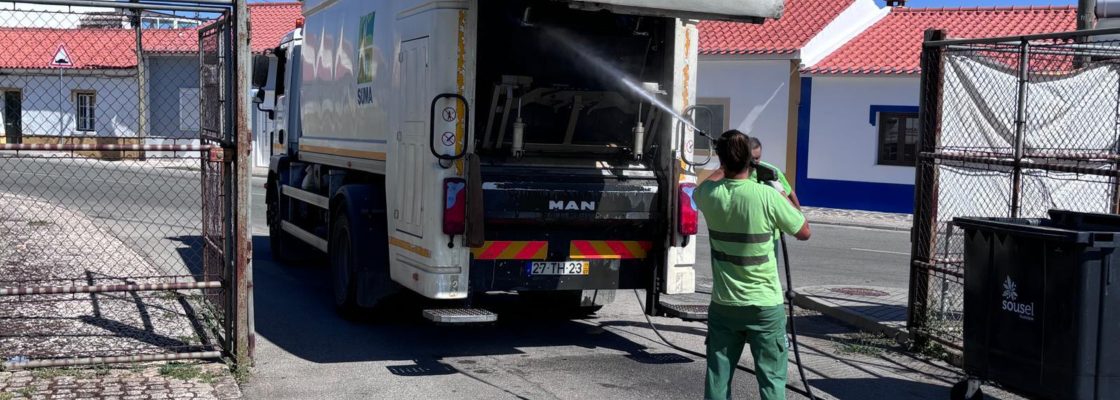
[798,6,1075,213]
[696,0,887,178]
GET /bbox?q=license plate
[528,261,589,276]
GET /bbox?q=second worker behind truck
[695,129,811,400]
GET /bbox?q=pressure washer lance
[634,163,818,400]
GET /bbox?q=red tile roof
[0,2,300,70]
[699,0,854,55]
[806,6,1077,75]
[0,28,138,69]
[249,2,301,53]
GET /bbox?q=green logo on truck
[357,11,376,88]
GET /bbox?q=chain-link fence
[0,1,248,368]
[910,28,1120,349]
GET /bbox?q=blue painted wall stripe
[794,77,916,214]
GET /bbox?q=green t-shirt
[694,178,806,307]
[750,161,792,195]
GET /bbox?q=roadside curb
[791,289,911,345]
[805,219,911,232]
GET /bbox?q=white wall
[0,71,139,137]
[807,75,919,184]
[697,58,792,172]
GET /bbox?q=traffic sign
[49,45,73,68]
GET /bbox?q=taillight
[678,183,698,236]
[443,178,467,235]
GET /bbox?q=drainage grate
[830,287,890,297]
[659,302,709,321]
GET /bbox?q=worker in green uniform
[694,130,812,400]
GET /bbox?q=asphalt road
[694,216,912,293]
[244,177,914,400]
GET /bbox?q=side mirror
[251,55,270,89]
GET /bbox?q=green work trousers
[705,303,787,400]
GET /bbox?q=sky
[876,0,1075,6]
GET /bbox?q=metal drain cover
[830,287,890,297]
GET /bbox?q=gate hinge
[209,147,237,162]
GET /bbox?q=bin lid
[954,210,1120,247]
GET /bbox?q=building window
[75,91,95,132]
[179,88,200,131]
[694,98,730,151]
[877,112,919,166]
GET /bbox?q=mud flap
[465,154,486,247]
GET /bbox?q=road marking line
[851,248,909,256]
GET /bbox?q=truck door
[394,38,430,237]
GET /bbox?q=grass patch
[158,362,217,383]
[89,364,112,377]
[833,332,895,357]
[224,356,251,384]
[30,367,84,380]
[16,387,34,398]
[0,392,14,400]
[26,220,51,227]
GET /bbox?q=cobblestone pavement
[0,362,240,400]
[801,206,912,231]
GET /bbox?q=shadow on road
[806,377,947,400]
[250,235,678,366]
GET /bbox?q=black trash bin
[952,210,1119,400]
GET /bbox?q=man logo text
[549,201,595,211]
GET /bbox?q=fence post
[232,0,254,367]
[133,10,150,160]
[1010,40,1031,218]
[909,29,946,347]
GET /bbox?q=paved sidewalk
[801,207,912,231]
[792,285,909,343]
[785,291,1022,399]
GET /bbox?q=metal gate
[910,28,1120,350]
[0,0,251,369]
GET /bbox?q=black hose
[780,234,818,400]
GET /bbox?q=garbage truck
[257,0,782,322]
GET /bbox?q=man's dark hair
[749,136,762,150]
[716,129,753,176]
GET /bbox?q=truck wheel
[330,211,361,318]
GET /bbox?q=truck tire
[330,210,362,318]
[519,290,603,316]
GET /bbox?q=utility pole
[1079,0,1097,31]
